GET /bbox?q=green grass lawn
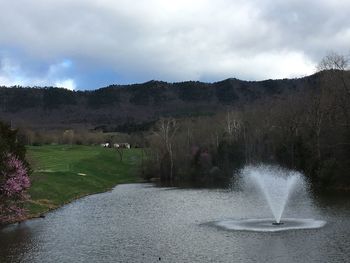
[25,145,143,217]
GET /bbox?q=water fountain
[211,165,326,232]
[244,165,301,225]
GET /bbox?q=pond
[1,184,350,262]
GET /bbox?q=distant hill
[0,72,324,132]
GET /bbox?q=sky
[0,0,349,90]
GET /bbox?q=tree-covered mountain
[0,72,327,131]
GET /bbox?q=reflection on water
[1,184,350,263]
[0,224,34,262]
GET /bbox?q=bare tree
[224,110,242,141]
[317,52,349,72]
[154,118,179,180]
[317,52,350,126]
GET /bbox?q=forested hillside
[144,68,350,190]
[0,72,323,132]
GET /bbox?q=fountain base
[208,218,326,232]
[272,222,284,226]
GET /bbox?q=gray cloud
[0,0,349,89]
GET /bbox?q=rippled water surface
[1,184,350,263]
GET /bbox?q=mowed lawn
[25,145,143,216]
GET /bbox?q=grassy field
[25,145,143,217]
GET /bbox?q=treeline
[14,127,146,148]
[0,78,299,111]
[144,54,350,190]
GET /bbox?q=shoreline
[2,181,147,227]
[0,145,143,227]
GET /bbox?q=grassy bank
[25,145,143,217]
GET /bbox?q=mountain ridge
[0,71,328,131]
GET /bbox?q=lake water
[1,184,350,262]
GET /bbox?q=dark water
[1,184,350,263]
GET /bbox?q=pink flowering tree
[0,154,30,223]
[0,121,31,223]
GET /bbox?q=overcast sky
[0,0,349,90]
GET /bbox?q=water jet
[243,165,301,224]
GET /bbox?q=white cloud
[54,79,76,91]
[0,0,349,86]
[0,57,76,90]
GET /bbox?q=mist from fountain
[241,165,302,224]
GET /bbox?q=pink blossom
[1,154,30,222]
[2,155,30,196]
